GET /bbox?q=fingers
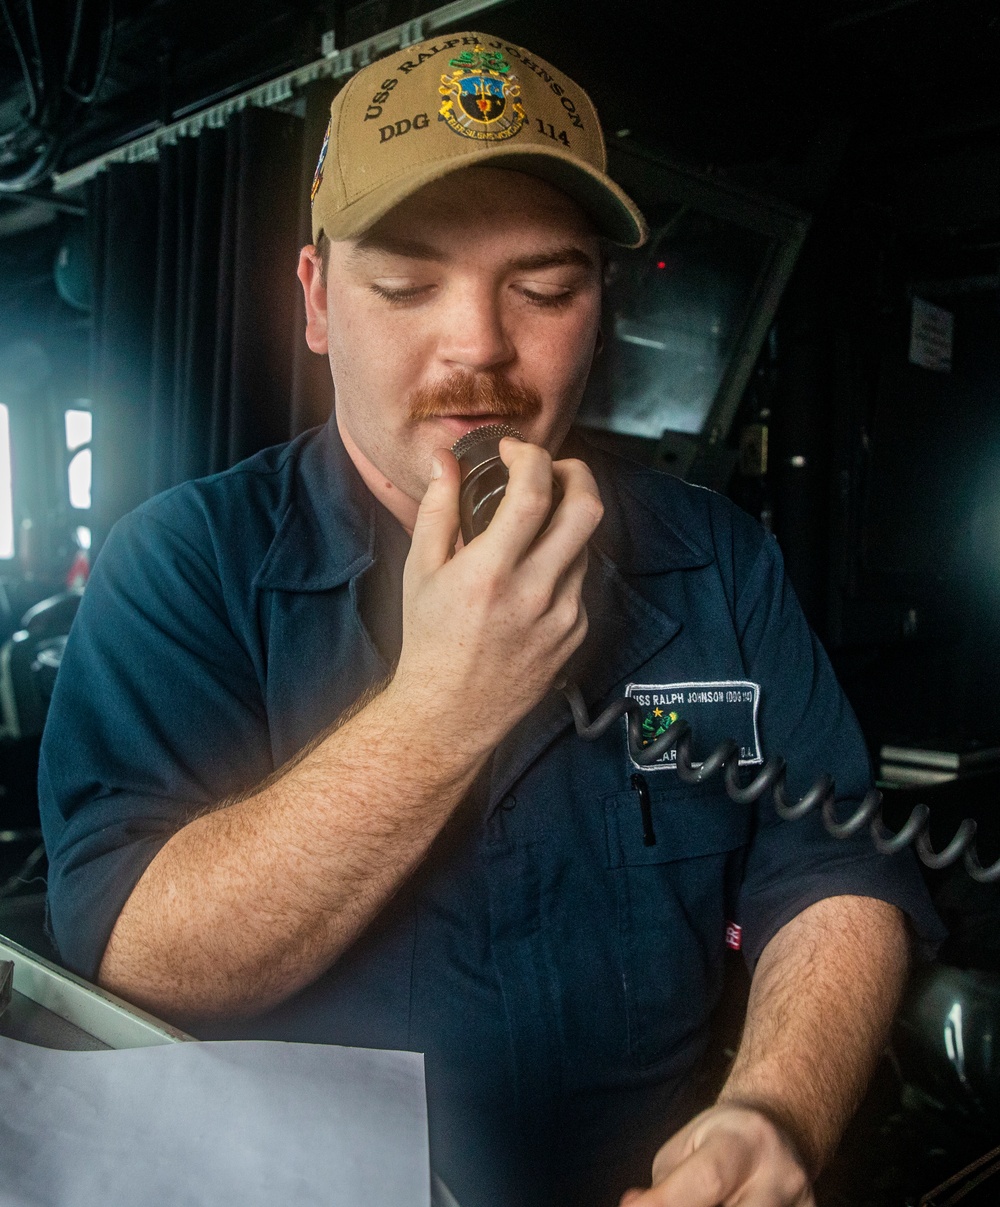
[405,439,596,675]
[647,1125,692,1186]
[485,439,603,572]
[622,1107,815,1207]
[529,454,604,576]
[648,1131,756,1206]
[542,543,590,657]
[483,438,561,563]
[406,450,461,582]
[617,1138,750,1207]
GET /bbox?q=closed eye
[516,284,575,308]
[370,282,435,304]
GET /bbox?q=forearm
[718,894,910,1177]
[98,443,601,1025]
[97,678,489,1021]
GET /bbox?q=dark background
[2,4,1000,1201]
[3,0,999,751]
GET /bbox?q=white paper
[0,1036,429,1207]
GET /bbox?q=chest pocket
[604,783,752,1068]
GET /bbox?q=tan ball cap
[310,32,648,247]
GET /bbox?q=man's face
[298,167,603,503]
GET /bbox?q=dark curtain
[88,105,332,550]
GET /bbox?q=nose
[437,281,515,374]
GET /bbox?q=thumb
[407,449,461,580]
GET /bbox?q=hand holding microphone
[450,422,563,544]
[389,425,603,759]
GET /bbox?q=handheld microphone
[451,423,524,544]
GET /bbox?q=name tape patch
[625,680,762,772]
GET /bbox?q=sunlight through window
[66,406,93,511]
[65,407,92,452]
[0,405,12,559]
[68,448,92,510]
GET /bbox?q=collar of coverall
[254,418,712,594]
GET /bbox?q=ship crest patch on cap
[439,45,525,141]
[311,119,331,205]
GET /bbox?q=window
[65,406,92,511]
[0,404,12,559]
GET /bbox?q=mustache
[408,372,543,422]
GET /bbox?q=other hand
[618,1104,815,1207]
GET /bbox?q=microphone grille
[450,423,524,462]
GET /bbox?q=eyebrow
[507,247,597,273]
[348,235,597,274]
[350,233,444,262]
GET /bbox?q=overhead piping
[0,0,116,193]
[52,0,511,195]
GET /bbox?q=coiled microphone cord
[561,682,1000,884]
[446,426,1000,887]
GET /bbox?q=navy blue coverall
[39,418,942,1206]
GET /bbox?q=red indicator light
[656,260,666,269]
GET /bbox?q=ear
[297,245,329,355]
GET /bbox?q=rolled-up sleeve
[39,501,272,980]
[731,533,946,966]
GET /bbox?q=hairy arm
[97,679,486,1021]
[621,894,910,1205]
[98,442,603,1021]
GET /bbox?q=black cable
[63,0,86,90]
[64,0,114,105]
[562,682,1000,884]
[0,0,40,120]
[0,0,115,194]
[0,0,59,191]
[0,135,60,192]
[0,841,46,903]
[449,425,1000,887]
[919,1141,1000,1206]
[23,0,48,116]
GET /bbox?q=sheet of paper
[0,1036,429,1207]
